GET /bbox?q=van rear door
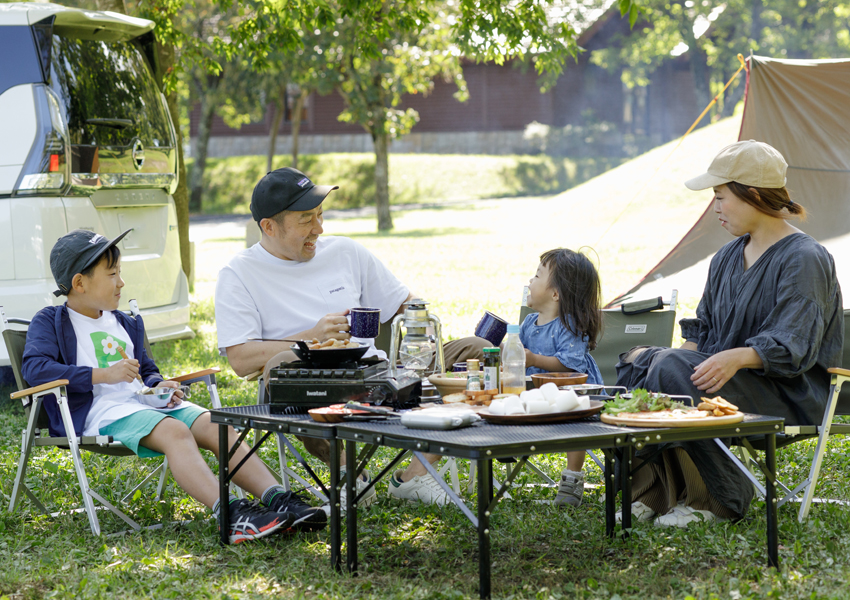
[49,32,183,310]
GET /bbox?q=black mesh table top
[335,418,636,459]
[335,413,785,460]
[208,404,339,439]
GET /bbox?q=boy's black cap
[250,167,338,221]
[50,229,132,297]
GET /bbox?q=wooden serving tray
[600,411,744,428]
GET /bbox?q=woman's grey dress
[616,232,844,517]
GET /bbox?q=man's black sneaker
[266,490,328,532]
[224,498,293,544]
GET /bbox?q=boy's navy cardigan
[21,305,164,437]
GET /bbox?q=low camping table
[334,413,784,599]
[209,405,345,568]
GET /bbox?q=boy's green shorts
[100,404,208,458]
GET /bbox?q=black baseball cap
[250,167,338,222]
[50,229,132,297]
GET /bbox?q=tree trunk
[189,91,216,212]
[291,88,308,170]
[157,43,192,281]
[720,77,746,118]
[267,82,286,172]
[677,4,712,115]
[750,0,763,42]
[372,128,392,231]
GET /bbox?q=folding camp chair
[2,304,221,536]
[713,308,850,522]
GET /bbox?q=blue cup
[474,311,508,347]
[349,307,381,338]
[452,362,468,372]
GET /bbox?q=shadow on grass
[346,227,483,239]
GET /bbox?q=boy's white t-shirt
[67,308,195,436]
[215,236,409,358]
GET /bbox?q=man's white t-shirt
[67,308,195,436]
[215,236,409,357]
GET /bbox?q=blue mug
[474,311,508,347]
[349,307,381,338]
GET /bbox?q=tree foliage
[93,0,646,234]
[592,0,850,119]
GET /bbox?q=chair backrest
[836,308,850,415]
[3,328,29,391]
[590,308,677,385]
[374,319,393,355]
[518,300,677,386]
[2,324,52,430]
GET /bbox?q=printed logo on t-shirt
[90,332,129,368]
[329,286,345,294]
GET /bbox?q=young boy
[22,229,326,542]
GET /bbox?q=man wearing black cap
[215,167,489,507]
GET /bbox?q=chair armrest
[169,367,221,383]
[827,367,850,378]
[243,369,263,382]
[10,379,69,400]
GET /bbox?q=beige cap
[684,140,788,191]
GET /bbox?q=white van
[0,3,192,365]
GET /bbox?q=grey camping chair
[713,308,850,522]
[2,304,221,535]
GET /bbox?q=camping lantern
[388,299,446,377]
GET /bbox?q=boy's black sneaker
[224,498,293,544]
[266,490,327,532]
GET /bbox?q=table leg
[765,432,779,568]
[620,446,633,536]
[477,458,492,599]
[218,423,230,546]
[346,440,358,575]
[329,438,341,572]
[604,450,615,539]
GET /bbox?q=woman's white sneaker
[615,501,657,524]
[388,471,450,505]
[654,503,727,528]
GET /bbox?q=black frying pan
[248,338,370,367]
[290,343,369,366]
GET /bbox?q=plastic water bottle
[501,324,526,395]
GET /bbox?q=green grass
[7,113,850,598]
[3,302,850,598]
[192,153,625,214]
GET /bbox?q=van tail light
[13,85,70,196]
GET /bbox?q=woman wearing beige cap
[616,140,844,527]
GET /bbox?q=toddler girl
[522,248,603,507]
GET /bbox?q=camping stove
[267,357,423,413]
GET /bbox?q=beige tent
[618,55,850,308]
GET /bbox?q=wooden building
[191,7,701,157]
